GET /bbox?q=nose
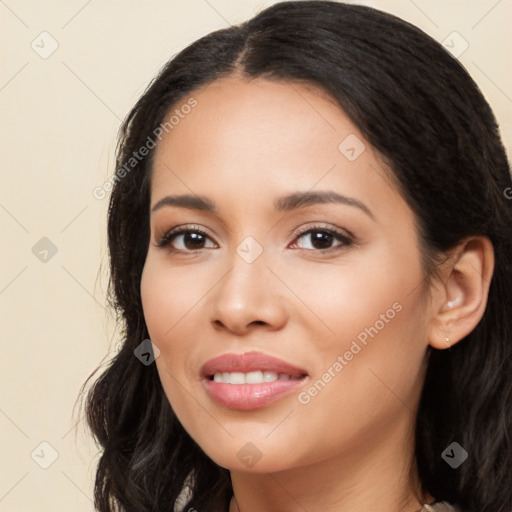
[209,247,288,335]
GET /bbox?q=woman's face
[140,76,434,473]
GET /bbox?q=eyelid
[289,223,354,241]
[155,224,216,249]
[155,222,354,252]
[288,223,354,252]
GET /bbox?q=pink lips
[201,351,308,410]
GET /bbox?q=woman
[81,2,512,511]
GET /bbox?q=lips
[200,351,309,410]
[200,351,308,380]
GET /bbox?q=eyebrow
[151,190,374,219]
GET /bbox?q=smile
[201,351,309,410]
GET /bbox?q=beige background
[0,1,510,510]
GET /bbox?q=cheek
[140,256,214,374]
[140,257,201,343]
[140,260,194,399]
[289,249,428,408]
[291,291,428,464]
[140,260,205,423]
[140,268,165,339]
[280,248,412,351]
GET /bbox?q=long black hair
[80,2,512,511]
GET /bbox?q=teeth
[212,371,302,384]
[230,372,245,384]
[263,371,278,382]
[246,371,264,383]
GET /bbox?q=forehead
[149,76,403,219]
[154,76,347,164]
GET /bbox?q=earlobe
[428,236,494,350]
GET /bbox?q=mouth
[207,370,306,384]
[201,350,308,380]
[200,351,309,410]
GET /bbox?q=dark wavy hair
[79,2,512,511]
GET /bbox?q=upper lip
[201,351,308,379]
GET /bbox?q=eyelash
[156,224,353,254]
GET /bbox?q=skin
[140,75,494,512]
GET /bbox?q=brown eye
[292,226,352,252]
[157,227,217,252]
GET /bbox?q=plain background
[0,1,510,510]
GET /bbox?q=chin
[195,437,305,474]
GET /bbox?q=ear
[428,236,494,350]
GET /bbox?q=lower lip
[202,377,307,410]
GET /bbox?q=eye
[156,225,217,252]
[155,223,353,254]
[290,224,353,252]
